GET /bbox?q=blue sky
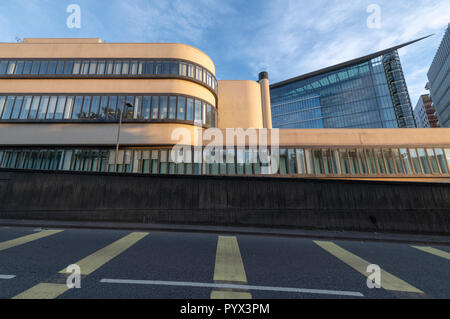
[0,0,448,105]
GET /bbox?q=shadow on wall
[0,169,449,235]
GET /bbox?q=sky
[0,0,448,106]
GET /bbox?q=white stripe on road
[0,274,16,280]
[100,278,364,297]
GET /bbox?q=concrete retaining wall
[0,169,449,234]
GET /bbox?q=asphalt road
[0,226,449,299]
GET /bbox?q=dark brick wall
[0,169,449,234]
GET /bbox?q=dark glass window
[81,96,92,119]
[55,96,67,120]
[37,96,49,119]
[177,96,186,120]
[64,61,74,74]
[11,96,24,119]
[90,96,100,118]
[56,61,65,74]
[23,61,33,75]
[99,96,109,119]
[15,61,24,75]
[0,61,8,74]
[1,96,14,119]
[39,61,48,75]
[195,100,202,123]
[19,96,33,119]
[107,96,117,119]
[186,98,194,121]
[142,96,151,120]
[159,96,168,119]
[72,96,84,119]
[46,96,58,119]
[151,96,159,120]
[31,61,41,75]
[47,61,57,75]
[168,96,177,119]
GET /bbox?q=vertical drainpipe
[258,72,273,129]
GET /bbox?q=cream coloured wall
[1,124,449,148]
[217,80,264,129]
[0,40,215,75]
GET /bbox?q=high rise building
[427,24,450,127]
[414,94,440,128]
[269,39,427,129]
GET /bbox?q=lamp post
[114,101,134,169]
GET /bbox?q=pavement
[0,223,449,299]
[0,218,450,245]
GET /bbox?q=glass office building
[427,24,450,127]
[270,40,424,129]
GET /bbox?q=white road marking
[100,278,364,297]
[0,274,16,280]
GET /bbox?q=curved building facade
[0,38,449,182]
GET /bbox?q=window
[288,149,297,174]
[0,61,8,74]
[19,96,33,119]
[296,149,306,174]
[206,104,212,126]
[72,96,84,119]
[88,61,97,75]
[113,61,122,75]
[56,61,65,74]
[97,61,106,75]
[194,100,202,123]
[159,96,168,119]
[72,61,81,74]
[177,96,186,120]
[90,96,100,118]
[105,61,114,75]
[54,96,66,120]
[171,62,179,75]
[435,149,449,174]
[186,98,194,121]
[409,149,422,174]
[107,96,117,119]
[142,96,151,120]
[0,96,8,118]
[23,61,32,74]
[399,149,412,174]
[99,96,109,119]
[80,61,90,75]
[121,61,129,75]
[151,96,159,120]
[48,61,57,75]
[46,96,58,119]
[64,96,74,119]
[417,148,431,174]
[39,61,48,75]
[202,102,207,125]
[130,61,138,75]
[427,149,440,174]
[64,61,74,75]
[11,96,24,120]
[81,96,91,119]
[188,64,194,78]
[313,150,324,175]
[31,61,40,75]
[179,63,187,76]
[37,96,50,119]
[168,96,177,119]
[6,61,16,75]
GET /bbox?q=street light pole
[114,102,133,169]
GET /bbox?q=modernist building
[269,39,426,129]
[427,24,450,127]
[414,94,440,128]
[0,38,449,182]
